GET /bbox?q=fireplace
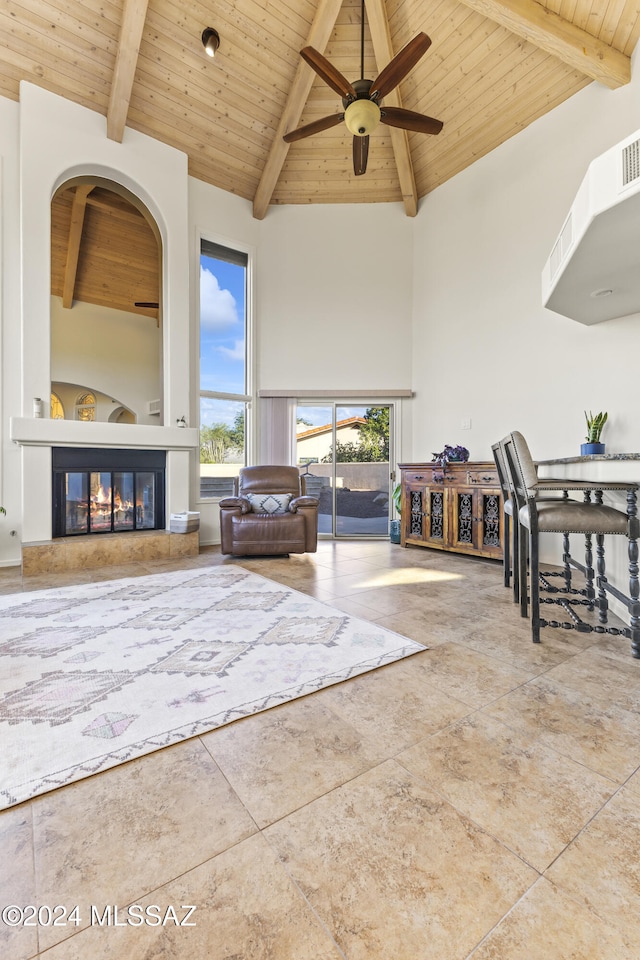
[52,448,165,538]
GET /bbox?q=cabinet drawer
[402,470,434,484]
[465,469,498,487]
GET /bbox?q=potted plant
[389,482,402,544]
[581,411,608,456]
[431,444,470,468]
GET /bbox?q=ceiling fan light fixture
[201,28,220,58]
[344,99,380,137]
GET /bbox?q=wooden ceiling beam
[107,0,150,142]
[365,0,418,217]
[252,0,345,220]
[86,195,147,224]
[62,185,93,309]
[456,0,631,89]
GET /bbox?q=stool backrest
[510,431,539,496]
[503,433,529,512]
[491,442,511,504]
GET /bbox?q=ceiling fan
[283,1,443,176]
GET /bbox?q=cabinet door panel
[406,486,425,540]
[480,489,502,558]
[451,489,475,549]
[425,488,447,544]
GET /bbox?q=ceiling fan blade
[380,107,443,135]
[370,33,432,101]
[300,47,357,100]
[353,135,369,176]
[283,113,344,144]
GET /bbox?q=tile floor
[1,539,640,959]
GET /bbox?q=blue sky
[200,253,245,396]
[200,253,245,428]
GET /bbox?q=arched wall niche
[50,173,164,425]
[51,170,164,246]
[18,84,194,548]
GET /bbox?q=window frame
[197,234,255,501]
[50,392,65,420]
[75,392,96,422]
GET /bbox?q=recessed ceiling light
[590,288,613,298]
[201,28,220,58]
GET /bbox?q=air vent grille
[549,213,573,280]
[622,139,640,186]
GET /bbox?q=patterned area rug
[0,566,424,809]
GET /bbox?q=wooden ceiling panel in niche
[50,184,160,321]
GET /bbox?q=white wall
[256,203,413,391]
[51,297,161,423]
[412,52,640,465]
[0,97,21,558]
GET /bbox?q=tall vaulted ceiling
[3,0,638,221]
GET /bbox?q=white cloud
[200,266,239,330]
[217,340,245,362]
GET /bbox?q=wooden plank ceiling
[2,0,638,217]
[3,0,639,311]
[50,183,160,318]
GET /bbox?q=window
[75,392,96,421]
[199,240,250,499]
[50,393,64,420]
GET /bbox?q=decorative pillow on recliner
[246,493,292,514]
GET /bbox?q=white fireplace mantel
[15,418,198,546]
[10,418,198,450]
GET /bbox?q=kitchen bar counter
[537,454,640,485]
[538,453,640,465]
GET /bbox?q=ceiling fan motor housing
[342,79,381,137]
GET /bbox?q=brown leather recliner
[219,465,319,556]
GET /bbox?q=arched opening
[50,392,64,420]
[50,177,163,424]
[109,405,136,424]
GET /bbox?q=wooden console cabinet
[398,461,503,560]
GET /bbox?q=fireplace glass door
[53,449,165,538]
[63,471,157,535]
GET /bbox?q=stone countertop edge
[537,453,640,464]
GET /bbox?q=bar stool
[493,436,571,607]
[504,431,640,657]
[492,441,517,603]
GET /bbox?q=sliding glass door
[296,402,393,538]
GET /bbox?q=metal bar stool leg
[520,528,529,619]
[628,488,640,659]
[584,531,596,609]
[512,515,520,605]
[596,532,608,623]
[503,511,511,589]
[530,519,541,643]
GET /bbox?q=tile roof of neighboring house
[296,417,367,440]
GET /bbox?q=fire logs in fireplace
[52,448,165,537]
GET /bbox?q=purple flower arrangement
[431,444,470,467]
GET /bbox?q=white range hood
[542,128,640,324]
